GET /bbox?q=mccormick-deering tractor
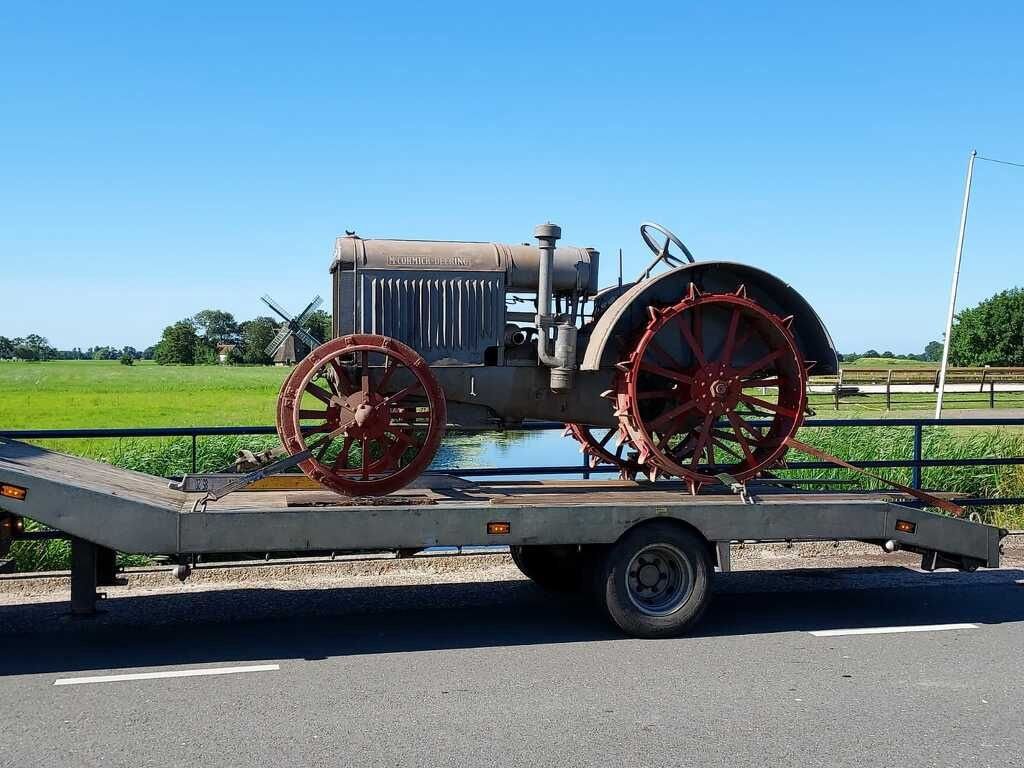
[271,222,838,495]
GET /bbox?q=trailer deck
[0,437,1006,633]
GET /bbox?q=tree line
[841,340,944,364]
[152,308,331,365]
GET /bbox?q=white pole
[935,149,977,419]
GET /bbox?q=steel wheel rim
[276,335,446,496]
[564,423,644,480]
[625,543,694,616]
[617,288,807,488]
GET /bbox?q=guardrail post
[835,370,843,410]
[990,381,995,409]
[582,448,590,480]
[911,424,923,489]
[191,434,198,473]
[885,370,892,411]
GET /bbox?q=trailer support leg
[96,546,119,586]
[70,537,99,616]
[715,541,732,573]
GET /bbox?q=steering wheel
[640,222,695,265]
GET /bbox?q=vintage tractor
[273,222,838,495]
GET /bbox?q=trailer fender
[580,261,839,375]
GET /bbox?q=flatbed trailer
[0,438,1006,638]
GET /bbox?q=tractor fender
[580,262,839,375]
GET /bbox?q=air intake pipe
[534,223,577,392]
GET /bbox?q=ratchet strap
[784,437,966,518]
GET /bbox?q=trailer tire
[595,521,712,638]
[510,545,586,592]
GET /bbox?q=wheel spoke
[331,436,354,469]
[637,388,680,400]
[710,435,743,462]
[726,412,755,460]
[638,361,692,385]
[387,427,421,450]
[689,413,715,468]
[738,393,798,418]
[360,352,371,395]
[678,312,706,366]
[742,377,781,389]
[385,380,424,406]
[719,308,741,364]
[316,438,333,461]
[298,408,328,420]
[328,360,355,394]
[376,357,397,393]
[305,382,333,404]
[650,400,696,429]
[656,421,694,450]
[646,337,682,370]
[736,348,784,378]
[361,436,370,479]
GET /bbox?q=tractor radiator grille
[358,272,504,364]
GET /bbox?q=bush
[119,354,134,366]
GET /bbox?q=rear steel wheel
[615,284,808,492]
[276,334,446,496]
[563,423,644,480]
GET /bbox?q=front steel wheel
[276,334,446,496]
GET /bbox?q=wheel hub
[691,362,741,416]
[637,562,663,589]
[626,545,693,616]
[345,395,388,437]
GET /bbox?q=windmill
[261,294,324,361]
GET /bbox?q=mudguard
[580,262,839,375]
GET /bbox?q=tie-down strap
[784,437,966,518]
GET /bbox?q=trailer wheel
[595,521,712,638]
[510,545,586,592]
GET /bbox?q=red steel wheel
[563,423,644,480]
[276,334,446,496]
[615,285,808,492]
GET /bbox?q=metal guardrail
[2,417,1024,510]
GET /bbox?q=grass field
[0,359,288,429]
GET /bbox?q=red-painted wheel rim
[616,288,807,489]
[276,334,446,496]
[564,423,644,480]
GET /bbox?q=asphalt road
[2,566,1023,768]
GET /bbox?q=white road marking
[809,623,978,637]
[53,664,280,686]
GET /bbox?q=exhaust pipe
[534,222,577,392]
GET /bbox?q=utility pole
[935,149,977,419]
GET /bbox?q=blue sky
[1,1,1021,353]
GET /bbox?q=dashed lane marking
[809,623,978,637]
[54,664,280,686]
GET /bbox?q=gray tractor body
[329,228,837,429]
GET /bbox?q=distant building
[216,343,237,364]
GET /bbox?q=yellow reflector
[0,484,26,501]
[487,521,511,535]
[895,520,916,534]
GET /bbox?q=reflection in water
[431,429,589,480]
